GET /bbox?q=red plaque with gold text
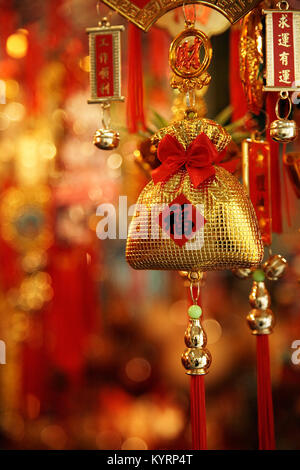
[264,8,300,92]
[86,25,124,104]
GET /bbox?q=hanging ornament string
[126,22,146,133]
[246,264,288,450]
[266,93,283,233]
[182,2,196,28]
[190,297,207,450]
[100,103,112,130]
[282,144,292,227]
[183,272,209,450]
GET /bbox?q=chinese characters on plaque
[95,34,114,98]
[86,25,124,103]
[265,8,300,91]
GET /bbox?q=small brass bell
[270,119,298,143]
[93,103,120,150]
[262,254,287,281]
[270,93,298,143]
[93,128,120,150]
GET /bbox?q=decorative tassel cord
[189,284,207,450]
[266,93,282,233]
[190,375,207,450]
[256,335,275,450]
[282,144,293,228]
[126,23,146,134]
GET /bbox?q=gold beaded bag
[126,116,264,271]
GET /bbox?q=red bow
[152,133,237,187]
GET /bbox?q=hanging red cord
[282,144,292,228]
[266,93,282,233]
[256,335,275,450]
[189,284,207,450]
[126,23,146,133]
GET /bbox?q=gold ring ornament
[169,28,212,93]
[169,28,212,79]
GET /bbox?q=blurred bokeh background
[0,0,299,450]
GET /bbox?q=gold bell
[262,254,287,281]
[93,128,120,150]
[269,119,298,143]
[270,93,298,143]
[246,308,275,335]
[249,281,271,310]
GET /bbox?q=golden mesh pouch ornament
[126,24,264,273]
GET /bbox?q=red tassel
[24,24,44,114]
[126,23,146,133]
[256,335,276,450]
[266,93,282,233]
[47,0,69,50]
[189,285,207,450]
[148,27,169,82]
[282,144,292,228]
[190,375,207,450]
[0,1,16,52]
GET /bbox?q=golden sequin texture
[126,118,264,271]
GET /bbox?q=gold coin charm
[169,28,212,79]
[169,28,212,93]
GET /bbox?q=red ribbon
[152,133,237,187]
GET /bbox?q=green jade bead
[188,304,202,319]
[252,269,265,282]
